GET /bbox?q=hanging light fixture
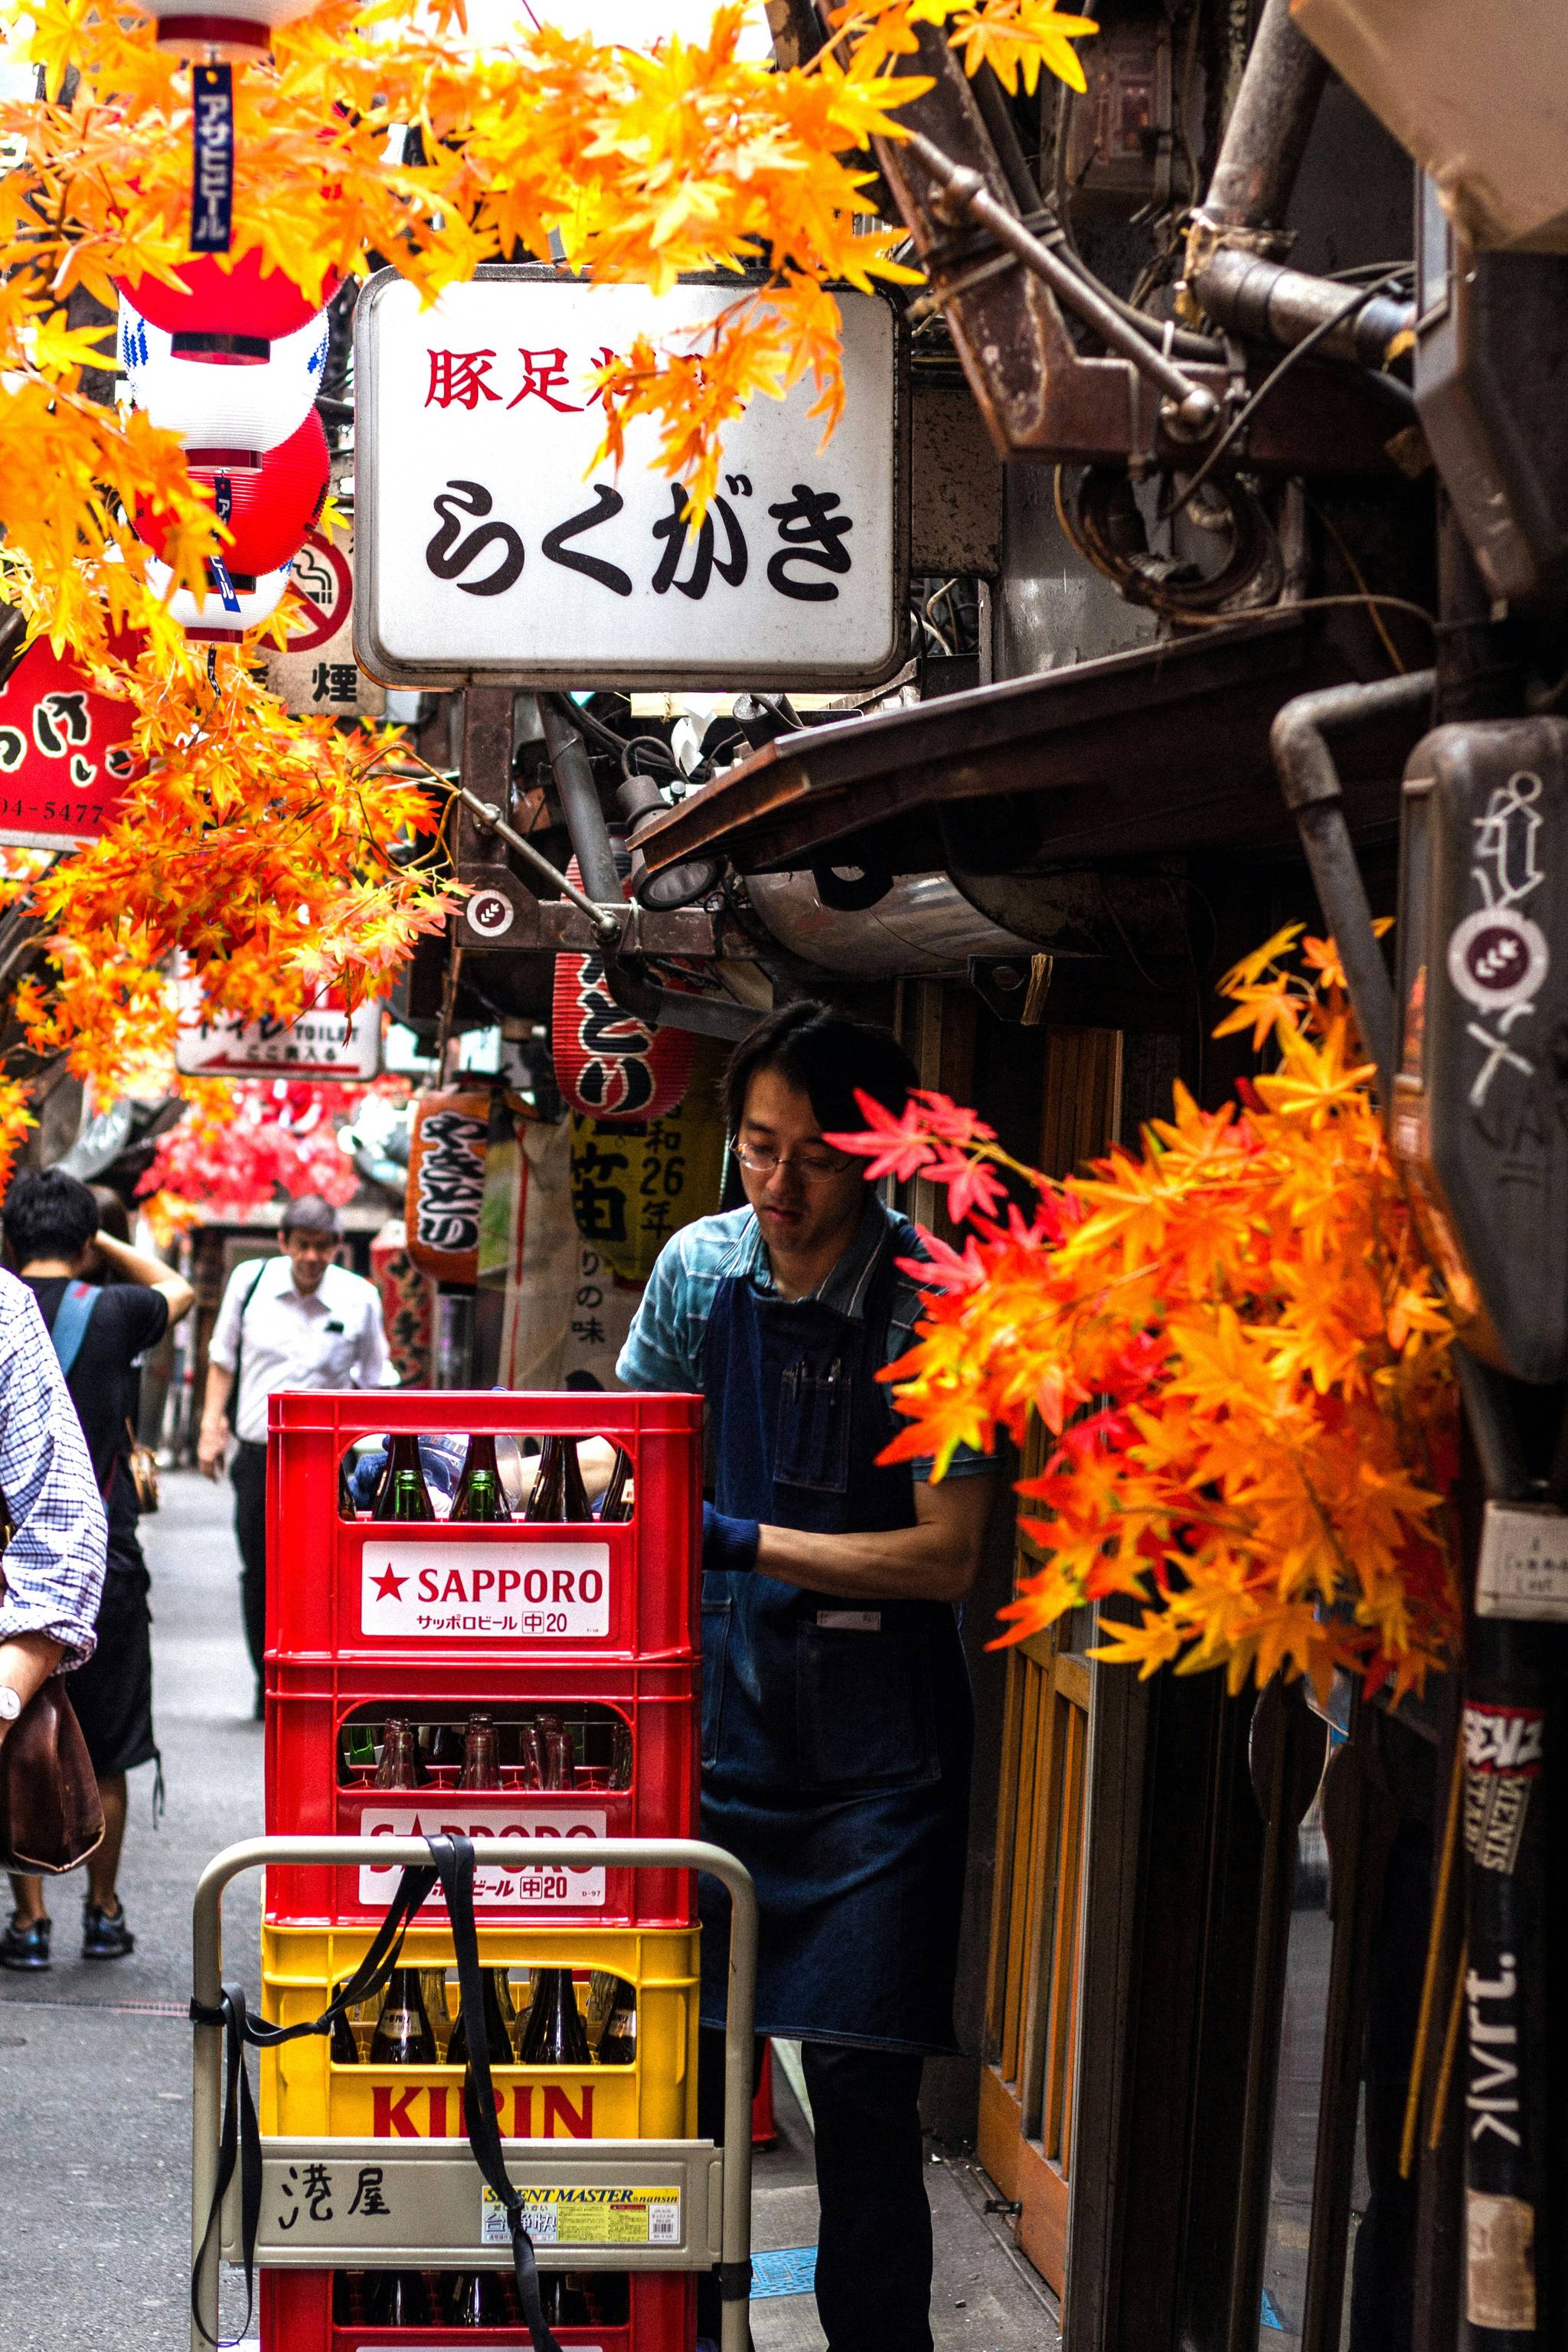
[134,407,330,579]
[118,293,328,466]
[115,251,338,362]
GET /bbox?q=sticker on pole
[360,1539,610,1638]
[1476,1500,1568,1621]
[481,2184,681,2249]
[358,1803,608,1906]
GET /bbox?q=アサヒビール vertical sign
[353,267,903,689]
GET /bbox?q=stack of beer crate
[259,1389,704,2351]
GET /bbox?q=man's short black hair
[3,1166,100,1267]
[723,1001,918,1139]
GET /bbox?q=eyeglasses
[731,1138,857,1184]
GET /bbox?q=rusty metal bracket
[903,129,1220,443]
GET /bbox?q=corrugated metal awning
[636,611,1423,884]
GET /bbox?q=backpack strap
[228,1260,270,1427]
[47,1280,100,1381]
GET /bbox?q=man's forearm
[96,1229,195,1321]
[202,1363,234,1426]
[755,1518,974,1603]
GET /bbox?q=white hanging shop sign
[352,265,906,690]
[175,984,384,1079]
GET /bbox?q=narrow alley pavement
[0,1472,1057,2352]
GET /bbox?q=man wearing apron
[618,1003,997,2352]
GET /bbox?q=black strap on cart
[189,1834,563,2352]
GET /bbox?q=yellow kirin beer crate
[259,1922,699,2145]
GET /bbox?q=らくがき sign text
[353,269,903,689]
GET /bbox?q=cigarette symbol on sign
[468,889,514,938]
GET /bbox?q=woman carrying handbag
[0,1264,111,1887]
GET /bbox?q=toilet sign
[354,266,905,689]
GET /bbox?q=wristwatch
[0,1684,22,1722]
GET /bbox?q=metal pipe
[1193,245,1413,369]
[903,129,1220,440]
[443,776,622,943]
[1202,0,1330,235]
[191,1835,758,2352]
[1269,671,1436,1107]
[541,695,625,913]
[743,867,1037,978]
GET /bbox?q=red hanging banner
[403,1087,491,1283]
[0,637,143,848]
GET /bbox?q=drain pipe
[1269,670,1435,1107]
[540,694,622,910]
[1202,0,1329,240]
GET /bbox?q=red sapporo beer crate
[267,1393,701,1667]
[263,1658,699,1929]
[261,2267,694,2351]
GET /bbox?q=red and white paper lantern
[118,295,328,462]
[128,0,325,56]
[145,554,293,643]
[116,252,338,361]
[551,860,694,1123]
[135,407,330,579]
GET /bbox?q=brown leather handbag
[0,1677,104,1873]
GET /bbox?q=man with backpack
[0,1167,193,1968]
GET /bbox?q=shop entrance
[975,1023,1122,2297]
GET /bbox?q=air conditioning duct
[742,868,1037,978]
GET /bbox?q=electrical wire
[1155,272,1410,521]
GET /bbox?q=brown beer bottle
[611,1716,634,1789]
[516,1719,544,1788]
[368,1967,438,2066]
[330,1980,359,2066]
[374,1716,424,1788]
[596,1977,638,2066]
[373,1431,434,1521]
[540,2274,593,2324]
[518,1968,590,2066]
[446,1967,516,2067]
[372,2272,432,2325]
[459,1712,501,1789]
[525,1435,590,1522]
[599,1445,632,1521]
[449,2270,508,2326]
[451,1432,511,1521]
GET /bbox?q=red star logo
[371,1563,407,1602]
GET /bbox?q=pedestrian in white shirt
[198,1195,391,1713]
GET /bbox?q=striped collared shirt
[617,1196,990,1480]
[0,1269,108,1668]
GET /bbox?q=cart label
[360,1539,611,1638]
[358,1804,608,1906]
[1476,1500,1568,1620]
[482,2184,681,2248]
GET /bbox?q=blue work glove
[703,1502,760,1576]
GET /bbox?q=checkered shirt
[0,1268,107,1667]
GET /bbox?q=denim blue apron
[697,1216,973,2053]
